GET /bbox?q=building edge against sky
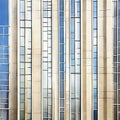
[7,0,114,120]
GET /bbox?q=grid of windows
[20,1,25,119]
[42,0,52,119]
[113,0,120,120]
[25,0,32,119]
[0,0,9,119]
[92,0,98,120]
[59,0,65,119]
[70,0,81,119]
[19,0,32,119]
[0,26,9,120]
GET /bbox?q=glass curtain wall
[70,0,81,119]
[42,0,52,119]
[59,0,65,119]
[0,0,9,119]
[25,0,32,119]
[113,0,120,120]
[0,26,9,120]
[92,0,98,120]
[19,0,32,119]
[19,0,25,119]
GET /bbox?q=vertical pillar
[86,0,92,120]
[32,0,42,119]
[9,0,17,119]
[52,0,59,119]
[98,0,114,120]
[106,0,114,120]
[81,0,87,120]
[98,0,106,119]
[81,0,92,120]
[65,0,70,119]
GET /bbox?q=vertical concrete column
[98,0,106,120]
[9,0,17,120]
[106,0,114,120]
[81,0,87,120]
[86,0,92,120]
[52,0,59,119]
[65,0,70,119]
[32,0,42,119]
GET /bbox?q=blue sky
[0,0,8,25]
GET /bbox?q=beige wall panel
[52,0,59,120]
[98,0,114,120]
[98,0,106,120]
[86,0,92,120]
[9,0,17,119]
[65,0,70,120]
[106,0,114,120]
[32,0,41,119]
[81,0,87,120]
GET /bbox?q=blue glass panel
[60,32,64,43]
[4,40,8,46]
[0,73,8,79]
[93,88,97,97]
[71,99,75,112]
[93,45,97,52]
[93,2,97,11]
[71,0,74,16]
[0,86,8,90]
[0,48,3,53]
[4,47,8,53]
[60,4,64,11]
[93,58,97,65]
[94,110,98,120]
[0,28,3,34]
[93,74,97,80]
[0,0,8,25]
[71,19,74,32]
[93,18,97,29]
[77,2,80,12]
[3,54,8,59]
[0,59,8,63]
[0,65,9,72]
[60,63,64,71]
[0,39,3,45]
[0,91,8,98]
[0,110,8,120]
[60,90,64,98]
[93,11,97,17]
[93,67,97,73]
[60,54,64,62]
[60,112,64,120]
[60,18,64,26]
[93,52,97,58]
[114,2,117,16]
[60,44,64,53]
[0,81,8,85]
[60,12,64,17]
[60,81,64,90]
[20,47,24,54]
[60,72,64,80]
[60,99,64,107]
[4,28,8,34]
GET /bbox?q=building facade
[0,0,116,120]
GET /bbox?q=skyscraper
[0,0,116,120]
